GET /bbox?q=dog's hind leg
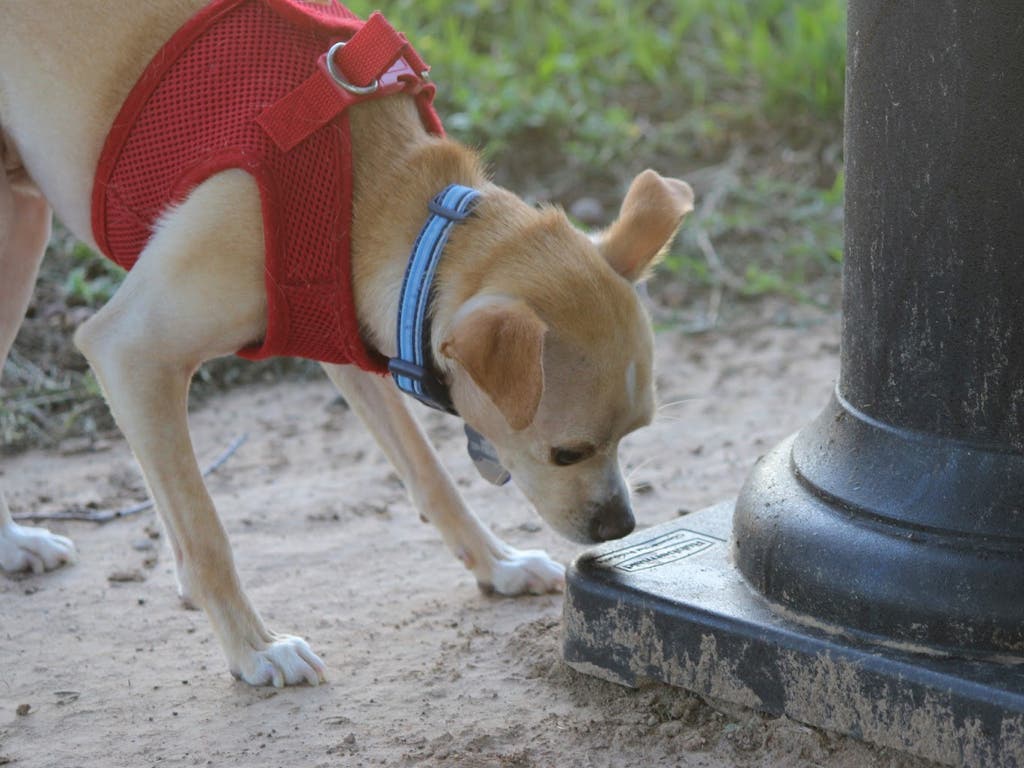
[321,363,565,595]
[74,170,324,686]
[0,153,77,573]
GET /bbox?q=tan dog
[0,1,693,686]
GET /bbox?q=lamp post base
[563,501,1024,766]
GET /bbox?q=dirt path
[0,317,935,767]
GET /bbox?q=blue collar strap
[389,183,481,414]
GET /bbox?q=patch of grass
[349,0,846,169]
[673,167,844,302]
[63,241,125,307]
[0,348,105,450]
[709,0,846,120]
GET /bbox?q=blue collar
[388,184,481,414]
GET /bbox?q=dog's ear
[440,298,547,431]
[599,169,694,283]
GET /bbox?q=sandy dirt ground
[0,315,938,767]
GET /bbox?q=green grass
[64,241,125,307]
[669,168,844,303]
[349,0,845,161]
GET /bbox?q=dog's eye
[550,446,593,467]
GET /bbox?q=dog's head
[438,170,693,543]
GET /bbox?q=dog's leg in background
[321,364,565,595]
[0,159,77,573]
[74,170,325,686]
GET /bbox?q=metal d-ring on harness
[389,184,512,486]
[326,41,381,95]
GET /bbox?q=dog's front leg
[78,342,323,686]
[321,363,564,595]
[73,171,325,686]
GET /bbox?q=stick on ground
[12,434,248,524]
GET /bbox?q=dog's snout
[589,494,635,542]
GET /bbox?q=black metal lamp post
[562,2,1024,763]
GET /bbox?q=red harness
[91,0,443,370]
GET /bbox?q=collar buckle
[427,197,475,221]
[387,358,456,415]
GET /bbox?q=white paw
[0,522,77,574]
[485,549,565,596]
[231,634,327,688]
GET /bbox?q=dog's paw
[483,549,565,596]
[230,634,327,688]
[174,571,200,611]
[0,522,77,574]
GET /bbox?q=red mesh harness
[91,0,443,370]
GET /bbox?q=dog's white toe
[486,549,565,596]
[232,635,327,688]
[0,522,78,574]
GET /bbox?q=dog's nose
[589,493,635,542]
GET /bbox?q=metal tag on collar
[465,425,511,486]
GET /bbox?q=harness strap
[332,11,409,86]
[256,11,432,152]
[390,184,481,414]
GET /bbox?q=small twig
[696,228,745,293]
[13,434,248,524]
[706,283,724,328]
[692,146,748,296]
[5,349,49,387]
